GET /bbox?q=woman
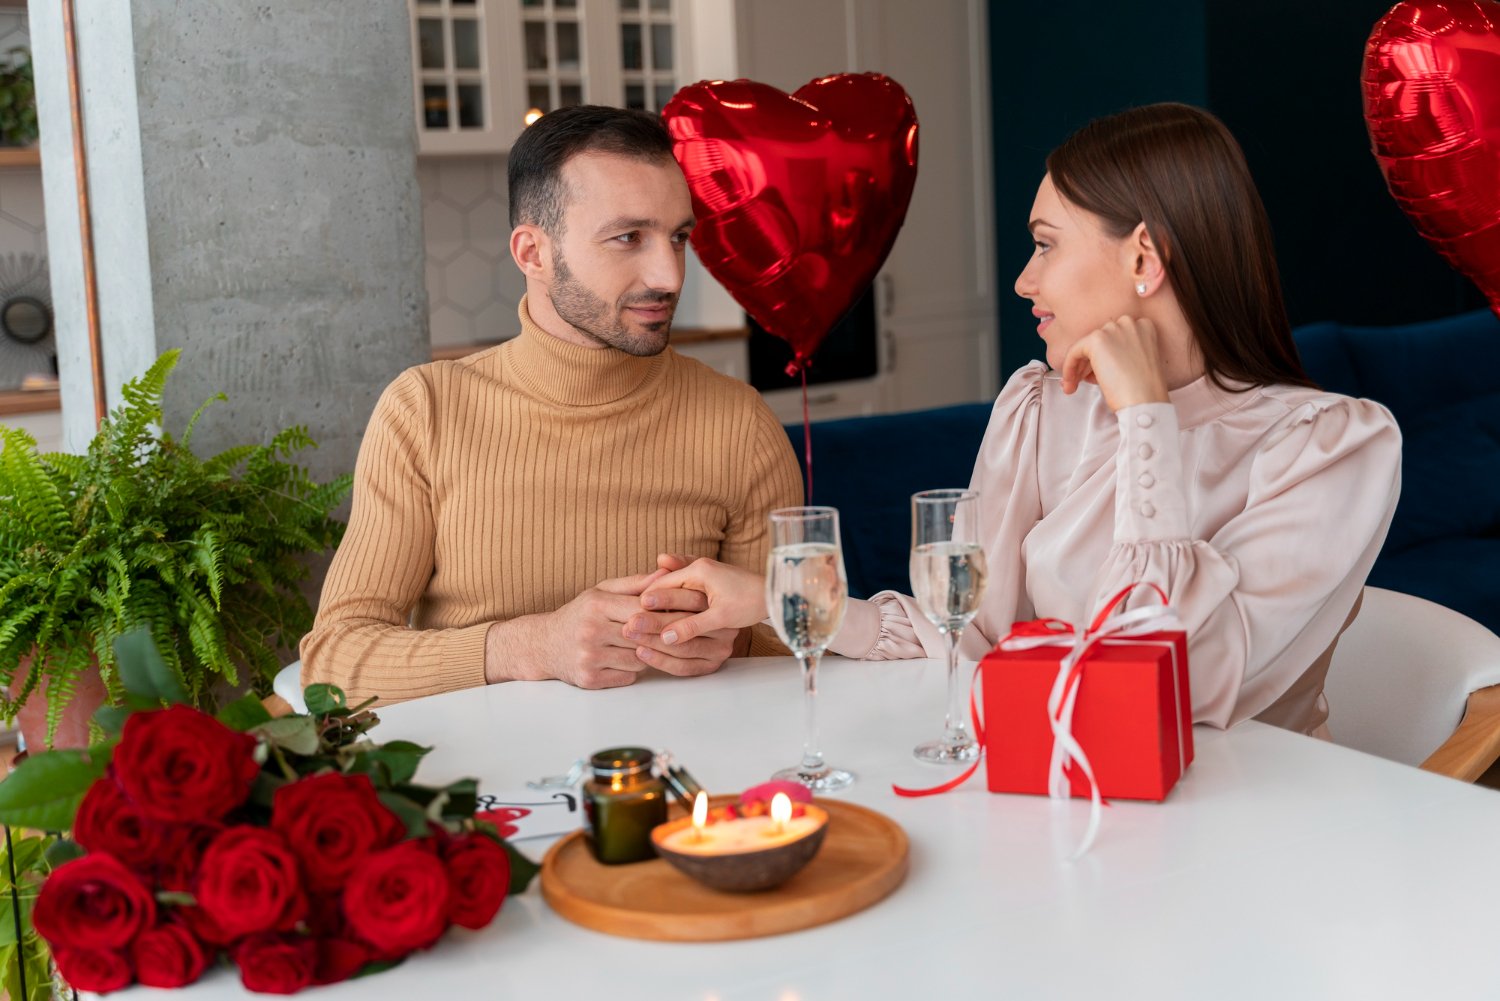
[635,103,1400,734]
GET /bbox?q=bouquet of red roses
[0,631,536,995]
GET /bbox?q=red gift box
[981,626,1193,802]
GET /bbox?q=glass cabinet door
[617,0,675,112]
[410,0,518,153]
[409,0,689,154]
[519,0,590,124]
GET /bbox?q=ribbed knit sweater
[301,298,803,703]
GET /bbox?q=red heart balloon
[664,74,919,370]
[1363,0,1500,316]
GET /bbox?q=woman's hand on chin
[1060,314,1171,412]
[636,557,769,645]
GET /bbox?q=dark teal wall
[1205,1,1483,333]
[990,0,1208,375]
[989,0,1485,378]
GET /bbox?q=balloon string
[801,366,813,505]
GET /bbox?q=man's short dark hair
[508,105,674,234]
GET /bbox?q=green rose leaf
[251,716,320,757]
[92,704,132,737]
[0,749,108,831]
[41,838,84,869]
[376,791,432,840]
[354,958,406,979]
[250,770,291,810]
[345,740,431,787]
[433,777,477,819]
[303,684,347,717]
[217,693,273,732]
[113,627,189,706]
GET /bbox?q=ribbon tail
[892,660,987,798]
[893,760,981,798]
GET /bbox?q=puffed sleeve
[831,363,1048,661]
[1091,395,1401,727]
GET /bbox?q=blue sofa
[785,309,1500,635]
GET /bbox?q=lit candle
[658,801,825,856]
[692,791,709,843]
[770,792,791,837]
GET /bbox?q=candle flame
[692,791,709,831]
[770,792,792,826]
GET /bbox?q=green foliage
[0,48,36,148]
[0,350,351,740]
[0,831,57,1001]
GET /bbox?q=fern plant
[0,350,351,742]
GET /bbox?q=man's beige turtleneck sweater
[301,298,803,703]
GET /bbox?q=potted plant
[0,349,352,747]
[0,47,37,148]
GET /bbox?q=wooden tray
[540,798,908,941]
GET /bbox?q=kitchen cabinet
[409,0,695,155]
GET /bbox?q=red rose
[130,919,209,988]
[235,933,317,995]
[271,772,405,894]
[72,777,164,872]
[314,937,372,985]
[196,826,307,940]
[52,946,132,994]
[179,902,234,948]
[33,854,156,950]
[155,821,225,893]
[113,705,259,823]
[443,833,511,929]
[342,839,450,955]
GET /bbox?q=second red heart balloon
[1363,0,1500,316]
[664,74,919,370]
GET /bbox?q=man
[301,106,802,703]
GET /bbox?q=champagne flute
[910,489,988,763]
[767,506,855,792]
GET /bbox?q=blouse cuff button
[1140,501,1156,518]
[1138,473,1155,488]
[1135,412,1155,428]
[1137,443,1154,460]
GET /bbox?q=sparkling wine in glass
[767,506,855,792]
[910,489,988,763]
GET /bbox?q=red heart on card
[476,807,531,839]
[664,74,919,369]
[1363,0,1500,317]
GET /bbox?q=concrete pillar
[29,0,428,485]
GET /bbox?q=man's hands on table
[483,568,740,689]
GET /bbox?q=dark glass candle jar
[582,747,668,865]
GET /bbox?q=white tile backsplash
[416,157,524,347]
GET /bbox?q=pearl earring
[1135,282,1148,296]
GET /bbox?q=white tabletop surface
[129,656,1500,1000]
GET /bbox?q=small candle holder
[651,795,830,892]
[581,747,668,865]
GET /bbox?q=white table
[136,656,1500,999]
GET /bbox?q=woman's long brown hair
[1047,103,1316,391]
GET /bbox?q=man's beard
[548,251,676,357]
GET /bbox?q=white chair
[272,660,308,715]
[1322,587,1500,780]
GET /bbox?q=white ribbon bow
[999,602,1182,859]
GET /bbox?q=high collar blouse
[832,362,1402,732]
